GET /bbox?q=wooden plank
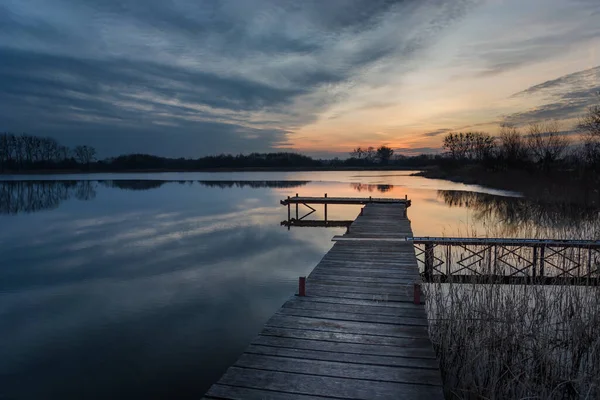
[277,307,428,326]
[234,353,442,385]
[250,338,438,365]
[264,314,429,339]
[283,297,428,318]
[306,281,413,301]
[289,295,425,309]
[258,327,437,357]
[308,272,420,285]
[217,367,444,400]
[308,266,421,278]
[206,384,331,399]
[303,288,413,303]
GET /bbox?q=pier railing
[412,237,600,285]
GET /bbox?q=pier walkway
[204,200,443,399]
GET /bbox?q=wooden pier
[205,199,444,399]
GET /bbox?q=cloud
[398,146,441,156]
[462,0,600,77]
[504,66,600,125]
[0,0,475,156]
[422,128,452,137]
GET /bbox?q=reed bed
[424,277,600,399]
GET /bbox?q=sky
[1,0,599,158]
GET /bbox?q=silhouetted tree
[74,145,96,166]
[442,131,496,162]
[376,145,394,164]
[350,147,365,159]
[443,132,470,160]
[498,124,529,167]
[577,97,600,170]
[526,121,569,168]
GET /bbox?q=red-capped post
[299,277,306,297]
[413,283,421,304]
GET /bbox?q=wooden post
[287,196,290,221]
[588,248,593,278]
[295,202,298,220]
[539,246,545,277]
[324,193,327,222]
[532,246,538,280]
[298,277,306,296]
[424,243,434,279]
[413,283,421,304]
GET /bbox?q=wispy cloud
[0,0,476,156]
[505,66,600,124]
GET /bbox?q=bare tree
[74,145,97,166]
[443,132,496,161]
[443,132,470,160]
[364,146,376,163]
[469,132,496,162]
[350,147,365,159]
[376,145,394,164]
[577,101,600,169]
[498,124,529,166]
[526,121,569,167]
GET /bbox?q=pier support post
[539,246,545,277]
[324,193,328,222]
[298,277,306,296]
[413,283,421,304]
[424,243,434,279]
[532,246,538,280]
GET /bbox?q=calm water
[0,171,595,399]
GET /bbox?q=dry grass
[424,281,600,399]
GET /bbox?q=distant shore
[0,166,422,175]
[415,165,600,205]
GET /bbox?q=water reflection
[0,181,96,214]
[0,180,334,399]
[0,180,309,215]
[439,190,600,237]
[350,183,394,193]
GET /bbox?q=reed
[424,268,600,399]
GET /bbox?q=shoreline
[0,166,423,175]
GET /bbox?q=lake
[0,171,595,399]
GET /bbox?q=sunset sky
[1,0,599,157]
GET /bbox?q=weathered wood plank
[246,344,440,369]
[206,384,331,399]
[234,353,442,385]
[283,297,428,318]
[217,367,444,400]
[289,295,425,309]
[276,307,429,326]
[265,314,429,338]
[308,273,420,285]
[304,287,413,303]
[258,327,437,357]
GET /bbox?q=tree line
[0,135,435,172]
[2,98,598,173]
[0,133,97,171]
[440,101,600,172]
